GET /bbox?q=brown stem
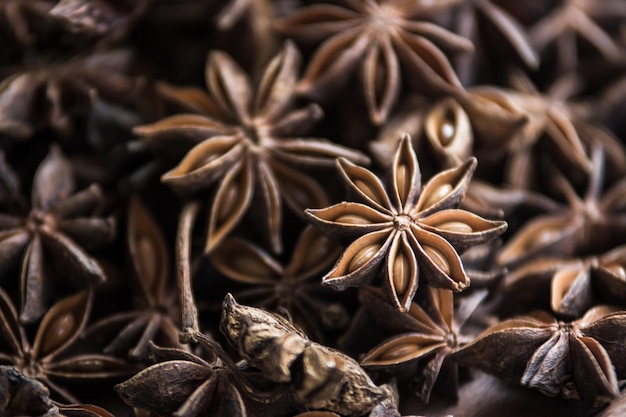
[176,200,201,344]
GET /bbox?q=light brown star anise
[305,134,507,311]
[358,286,485,403]
[503,245,626,318]
[451,306,626,407]
[136,41,368,254]
[210,225,348,342]
[0,146,115,322]
[86,198,187,360]
[274,0,473,124]
[527,0,626,71]
[0,289,132,403]
[497,144,626,266]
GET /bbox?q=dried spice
[451,305,626,407]
[0,289,132,403]
[136,40,368,254]
[305,135,506,311]
[210,225,348,342]
[220,294,387,417]
[275,0,473,124]
[0,146,115,322]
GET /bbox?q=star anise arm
[211,237,283,285]
[305,202,393,241]
[205,51,253,124]
[20,235,47,323]
[270,160,330,213]
[385,232,419,311]
[520,331,570,396]
[32,146,75,211]
[363,36,401,125]
[390,134,421,211]
[570,336,620,406]
[336,158,394,213]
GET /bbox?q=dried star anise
[210,225,348,342]
[0,289,131,403]
[275,0,473,124]
[451,305,626,407]
[85,198,186,360]
[220,294,387,417]
[358,286,485,403]
[305,135,506,311]
[136,41,368,254]
[0,146,115,322]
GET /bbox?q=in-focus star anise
[305,135,506,311]
[0,289,132,403]
[275,0,473,124]
[136,41,368,254]
[452,305,626,407]
[0,146,115,322]
[502,245,626,318]
[497,144,626,266]
[358,286,485,403]
[210,225,348,342]
[85,197,186,360]
[115,337,276,417]
[528,0,626,71]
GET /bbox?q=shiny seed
[396,165,410,203]
[355,179,383,205]
[424,246,450,274]
[348,244,380,273]
[525,227,559,249]
[380,343,420,361]
[392,254,411,294]
[421,184,452,210]
[436,221,473,233]
[336,214,371,225]
[42,312,75,354]
[605,264,626,279]
[439,121,455,146]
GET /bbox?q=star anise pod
[451,306,626,407]
[305,134,506,311]
[497,144,626,266]
[136,41,368,254]
[0,289,132,403]
[210,225,348,342]
[115,337,277,417]
[274,0,473,124]
[85,197,187,360]
[0,146,115,322]
[502,245,626,318]
[527,0,626,72]
[358,286,485,403]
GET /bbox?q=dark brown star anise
[275,0,473,124]
[358,286,485,403]
[210,225,348,342]
[497,144,626,266]
[451,306,626,407]
[86,197,187,360]
[115,337,273,417]
[305,135,506,311]
[502,245,626,318]
[0,289,132,403]
[136,40,368,254]
[0,146,115,322]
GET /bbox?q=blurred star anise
[136,41,368,253]
[86,198,186,360]
[0,289,132,403]
[275,0,473,124]
[305,135,506,311]
[359,286,486,403]
[452,305,626,407]
[210,225,348,342]
[0,146,115,322]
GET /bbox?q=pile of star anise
[1,0,626,416]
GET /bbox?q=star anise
[305,135,506,311]
[497,144,626,266]
[527,0,626,72]
[115,337,277,417]
[502,245,626,318]
[451,306,626,407]
[274,0,473,124]
[85,198,187,360]
[210,225,348,342]
[0,289,132,403]
[136,41,368,254]
[0,146,115,322]
[358,286,485,403]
